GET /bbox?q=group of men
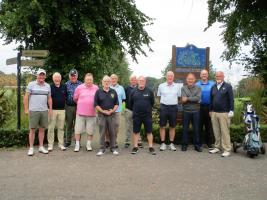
[24,68,234,158]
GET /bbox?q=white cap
[36,69,46,75]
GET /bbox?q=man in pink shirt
[73,73,99,152]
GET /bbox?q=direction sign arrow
[21,60,45,66]
[22,50,49,57]
[6,57,17,65]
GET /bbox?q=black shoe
[105,141,110,148]
[138,143,143,148]
[124,143,130,148]
[181,145,187,151]
[149,147,156,155]
[194,146,202,152]
[131,147,139,154]
[64,142,71,148]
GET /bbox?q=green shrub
[0,88,16,128]
[0,129,29,148]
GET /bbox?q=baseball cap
[36,69,46,75]
[69,69,78,76]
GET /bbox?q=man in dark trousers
[209,71,234,157]
[129,76,156,155]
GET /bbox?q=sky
[0,0,248,86]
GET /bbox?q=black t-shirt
[94,88,119,110]
[129,87,155,116]
[50,84,67,110]
[124,85,136,110]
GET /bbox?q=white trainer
[59,145,66,151]
[221,151,231,157]
[209,148,220,154]
[39,146,49,154]
[160,143,167,151]
[86,142,93,151]
[74,144,80,152]
[27,147,34,156]
[112,150,119,155]
[48,145,53,151]
[96,150,105,156]
[169,143,177,151]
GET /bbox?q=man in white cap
[24,69,52,156]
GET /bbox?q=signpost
[6,49,49,130]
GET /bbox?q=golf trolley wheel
[233,142,238,153]
[261,144,266,155]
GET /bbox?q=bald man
[196,70,215,148]
[209,71,234,157]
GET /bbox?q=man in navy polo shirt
[196,69,215,148]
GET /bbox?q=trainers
[96,149,105,156]
[138,143,143,148]
[48,145,53,151]
[38,146,48,154]
[59,145,66,151]
[169,143,177,151]
[124,143,130,148]
[209,148,220,154]
[86,143,93,151]
[74,144,80,152]
[149,147,156,155]
[221,151,230,157]
[160,143,167,151]
[131,147,139,154]
[112,150,119,155]
[27,147,34,156]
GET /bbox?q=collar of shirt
[166,82,175,87]
[216,82,224,89]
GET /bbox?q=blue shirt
[110,84,126,112]
[65,80,82,106]
[157,82,182,105]
[196,80,214,105]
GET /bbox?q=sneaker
[149,147,156,155]
[48,145,53,151]
[138,143,143,148]
[74,144,80,152]
[209,148,220,154]
[96,149,105,156]
[86,143,93,151]
[124,143,130,148]
[39,146,49,154]
[28,147,34,156]
[131,147,139,154]
[160,143,167,151]
[169,143,177,151]
[221,151,230,157]
[112,149,119,155]
[59,145,66,151]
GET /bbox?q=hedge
[0,125,267,148]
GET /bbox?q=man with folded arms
[24,69,52,156]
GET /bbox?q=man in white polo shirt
[157,71,182,151]
[24,69,52,156]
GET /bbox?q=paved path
[1,116,267,200]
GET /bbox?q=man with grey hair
[65,69,82,147]
[47,72,67,151]
[24,69,52,156]
[209,71,234,157]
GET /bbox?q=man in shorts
[24,69,52,156]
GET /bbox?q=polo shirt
[157,82,182,105]
[74,84,99,116]
[110,84,126,112]
[50,83,67,110]
[196,80,214,105]
[94,88,119,110]
[26,81,51,111]
[124,85,137,110]
[65,80,82,106]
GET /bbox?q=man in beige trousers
[209,71,234,157]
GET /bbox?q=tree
[0,0,153,82]
[206,0,267,83]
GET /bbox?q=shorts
[74,115,96,135]
[29,111,48,129]
[133,114,152,134]
[159,104,177,128]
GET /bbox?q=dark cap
[69,69,78,76]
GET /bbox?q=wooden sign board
[21,60,45,66]
[22,50,49,57]
[6,57,17,65]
